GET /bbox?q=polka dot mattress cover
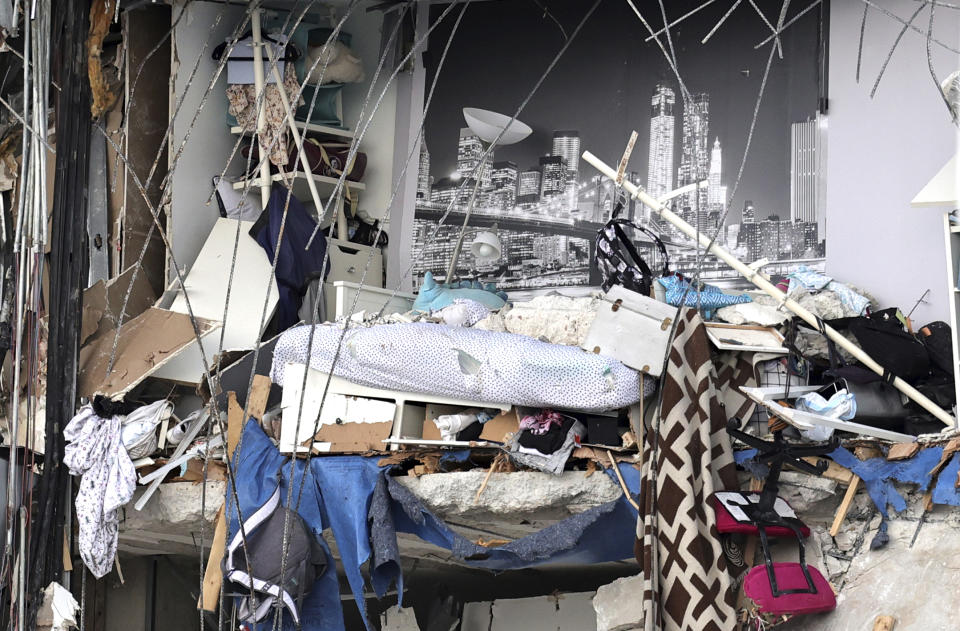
[271,322,653,412]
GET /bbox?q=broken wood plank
[798,457,854,485]
[830,475,861,537]
[886,443,920,461]
[226,392,243,455]
[855,446,883,461]
[198,505,227,612]
[196,390,245,612]
[873,615,896,631]
[248,374,272,422]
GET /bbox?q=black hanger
[212,30,301,62]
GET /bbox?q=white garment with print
[64,406,136,578]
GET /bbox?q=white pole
[583,150,957,429]
[250,9,272,209]
[262,41,331,226]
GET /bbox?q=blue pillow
[413,271,507,313]
[657,274,752,309]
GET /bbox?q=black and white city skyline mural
[412,0,827,291]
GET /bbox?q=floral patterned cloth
[64,405,137,578]
[227,63,304,167]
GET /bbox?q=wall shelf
[232,170,365,201]
[230,121,354,140]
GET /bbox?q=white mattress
[272,322,651,412]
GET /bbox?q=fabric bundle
[64,405,137,578]
[509,418,585,475]
[518,409,566,436]
[227,64,304,166]
[431,409,494,442]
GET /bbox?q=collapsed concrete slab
[118,481,224,556]
[779,517,960,631]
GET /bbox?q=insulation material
[500,294,599,346]
[273,322,650,412]
[77,307,219,398]
[150,218,278,384]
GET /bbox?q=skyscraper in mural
[708,138,722,207]
[518,168,541,204]
[552,130,580,209]
[456,127,492,188]
[417,140,431,200]
[490,160,519,210]
[646,83,675,209]
[790,116,820,224]
[539,155,566,201]
[677,93,710,232]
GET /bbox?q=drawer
[326,238,382,286]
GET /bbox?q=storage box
[580,285,676,377]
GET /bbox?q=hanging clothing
[636,309,739,631]
[250,184,330,330]
[229,420,641,631]
[64,405,137,578]
[226,63,304,167]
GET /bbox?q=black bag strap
[594,199,669,294]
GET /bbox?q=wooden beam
[830,475,861,537]
[198,505,227,612]
[198,389,247,612]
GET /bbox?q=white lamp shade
[470,230,502,259]
[911,153,958,207]
[463,107,532,145]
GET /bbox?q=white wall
[826,0,960,324]
[342,6,397,228]
[168,0,248,279]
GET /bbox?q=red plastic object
[713,496,811,538]
[743,563,836,615]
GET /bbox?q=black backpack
[919,320,954,377]
[847,311,931,383]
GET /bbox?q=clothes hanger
[212,29,301,62]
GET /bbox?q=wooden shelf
[230,121,354,140]
[950,224,960,233]
[232,171,365,199]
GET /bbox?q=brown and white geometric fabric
[636,308,739,631]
